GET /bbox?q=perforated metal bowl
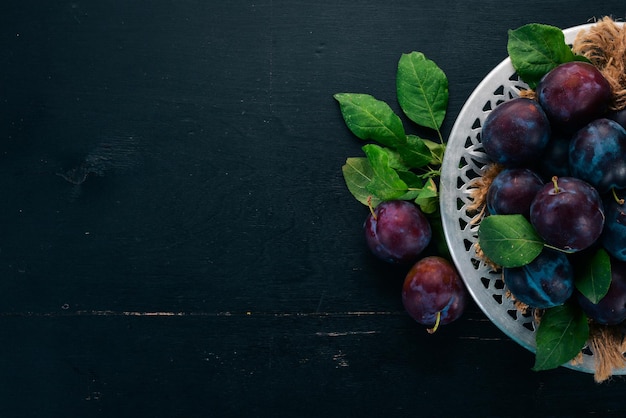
[439,22,626,374]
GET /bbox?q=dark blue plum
[481,98,551,166]
[576,257,626,325]
[364,200,431,264]
[503,249,574,308]
[607,108,626,130]
[537,61,612,133]
[601,196,626,262]
[569,118,626,194]
[539,133,571,179]
[486,168,544,218]
[530,177,604,252]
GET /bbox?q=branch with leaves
[335,51,448,215]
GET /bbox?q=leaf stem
[419,167,441,179]
[543,243,575,254]
[436,128,444,145]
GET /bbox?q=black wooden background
[2,1,626,417]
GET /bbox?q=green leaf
[416,197,438,214]
[572,54,591,63]
[334,93,406,147]
[574,248,612,304]
[533,302,589,371]
[478,214,544,268]
[507,23,580,89]
[341,157,381,207]
[396,170,423,188]
[422,138,446,165]
[415,178,438,214]
[417,177,437,199]
[396,52,449,131]
[397,170,424,200]
[379,147,410,171]
[396,135,433,169]
[362,144,408,200]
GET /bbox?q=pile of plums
[364,200,467,332]
[481,61,626,325]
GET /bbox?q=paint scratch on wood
[332,351,349,368]
[316,331,380,337]
[458,336,505,341]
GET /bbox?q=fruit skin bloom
[402,256,467,329]
[601,197,626,262]
[364,200,431,264]
[503,249,573,309]
[569,118,626,194]
[530,177,605,253]
[481,97,551,166]
[537,61,612,133]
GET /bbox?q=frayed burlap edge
[505,288,532,316]
[572,16,626,110]
[467,163,503,271]
[586,324,626,383]
[466,163,503,223]
[518,89,537,101]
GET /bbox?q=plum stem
[427,311,441,334]
[612,188,625,205]
[551,176,560,194]
[367,196,377,220]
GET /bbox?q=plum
[402,256,467,332]
[481,97,551,166]
[601,196,626,261]
[364,200,431,264]
[537,61,612,133]
[529,176,604,252]
[607,108,626,130]
[539,133,571,179]
[576,257,626,325]
[503,248,574,309]
[569,118,626,194]
[486,167,544,218]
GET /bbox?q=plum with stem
[402,256,467,333]
[364,200,431,264]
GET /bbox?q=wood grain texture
[1,0,626,416]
